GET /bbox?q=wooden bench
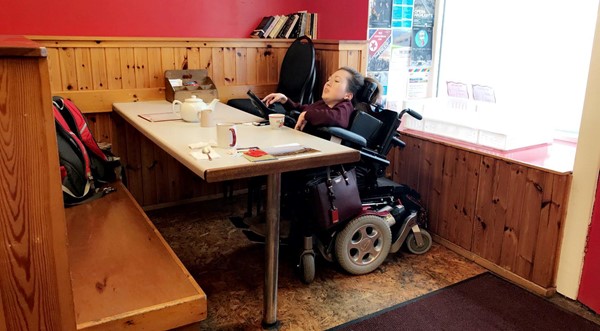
[64,181,206,330]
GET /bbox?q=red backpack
[52,96,121,205]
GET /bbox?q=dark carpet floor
[329,273,600,331]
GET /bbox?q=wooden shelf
[65,182,206,330]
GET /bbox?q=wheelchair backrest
[347,109,383,148]
[353,102,401,155]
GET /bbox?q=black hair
[339,66,382,104]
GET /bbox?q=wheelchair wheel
[299,253,315,284]
[334,214,392,275]
[405,229,432,255]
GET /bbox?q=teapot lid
[184,95,204,103]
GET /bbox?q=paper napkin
[188,140,217,149]
[190,150,221,160]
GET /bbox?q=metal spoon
[202,146,212,161]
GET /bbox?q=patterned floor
[147,196,486,330]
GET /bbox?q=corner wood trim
[432,233,557,297]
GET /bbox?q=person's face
[321,69,353,105]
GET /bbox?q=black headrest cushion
[356,80,378,104]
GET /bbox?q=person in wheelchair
[261,66,381,137]
[241,67,431,283]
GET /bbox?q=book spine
[262,15,280,38]
[251,16,274,38]
[285,15,299,39]
[269,16,287,38]
[277,14,294,38]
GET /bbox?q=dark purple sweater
[284,99,354,129]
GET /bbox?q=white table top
[112,101,360,182]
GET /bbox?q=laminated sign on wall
[368,29,392,72]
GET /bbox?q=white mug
[268,113,285,129]
[216,123,237,148]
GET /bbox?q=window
[435,0,598,140]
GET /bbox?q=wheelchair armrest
[360,148,390,167]
[317,127,367,147]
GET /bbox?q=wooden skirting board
[433,234,556,297]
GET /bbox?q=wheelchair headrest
[355,80,378,104]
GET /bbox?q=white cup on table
[268,114,285,129]
[216,123,237,148]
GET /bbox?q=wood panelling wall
[31,36,366,207]
[390,133,571,291]
[31,36,367,117]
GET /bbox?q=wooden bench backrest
[31,36,367,114]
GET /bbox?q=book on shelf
[275,14,294,38]
[248,11,318,39]
[281,14,299,39]
[262,15,280,38]
[268,15,288,38]
[289,11,307,39]
[311,13,318,39]
[251,16,275,38]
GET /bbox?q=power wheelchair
[234,87,433,284]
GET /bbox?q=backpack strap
[53,105,93,182]
[53,97,109,162]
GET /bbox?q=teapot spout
[208,98,219,110]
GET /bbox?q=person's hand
[294,111,307,131]
[262,93,288,106]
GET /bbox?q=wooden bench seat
[64,181,206,330]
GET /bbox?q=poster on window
[369,0,393,28]
[410,27,432,67]
[407,67,430,99]
[392,0,413,28]
[413,0,435,27]
[368,29,392,72]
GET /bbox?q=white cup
[268,113,285,129]
[216,123,237,148]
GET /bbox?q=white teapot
[172,95,207,122]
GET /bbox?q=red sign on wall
[368,29,392,59]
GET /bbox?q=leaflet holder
[164,69,218,103]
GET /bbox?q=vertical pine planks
[74,48,92,90]
[532,174,570,287]
[89,48,108,90]
[133,48,150,88]
[211,47,224,86]
[105,48,122,90]
[235,48,248,85]
[58,47,78,91]
[223,47,236,85]
[147,48,163,88]
[186,47,201,70]
[200,48,213,77]
[46,48,62,92]
[392,133,571,289]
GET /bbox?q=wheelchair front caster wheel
[335,214,392,275]
[405,229,432,255]
[299,253,315,284]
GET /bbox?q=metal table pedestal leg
[262,173,281,329]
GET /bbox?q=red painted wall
[0,0,366,40]
[578,174,600,313]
